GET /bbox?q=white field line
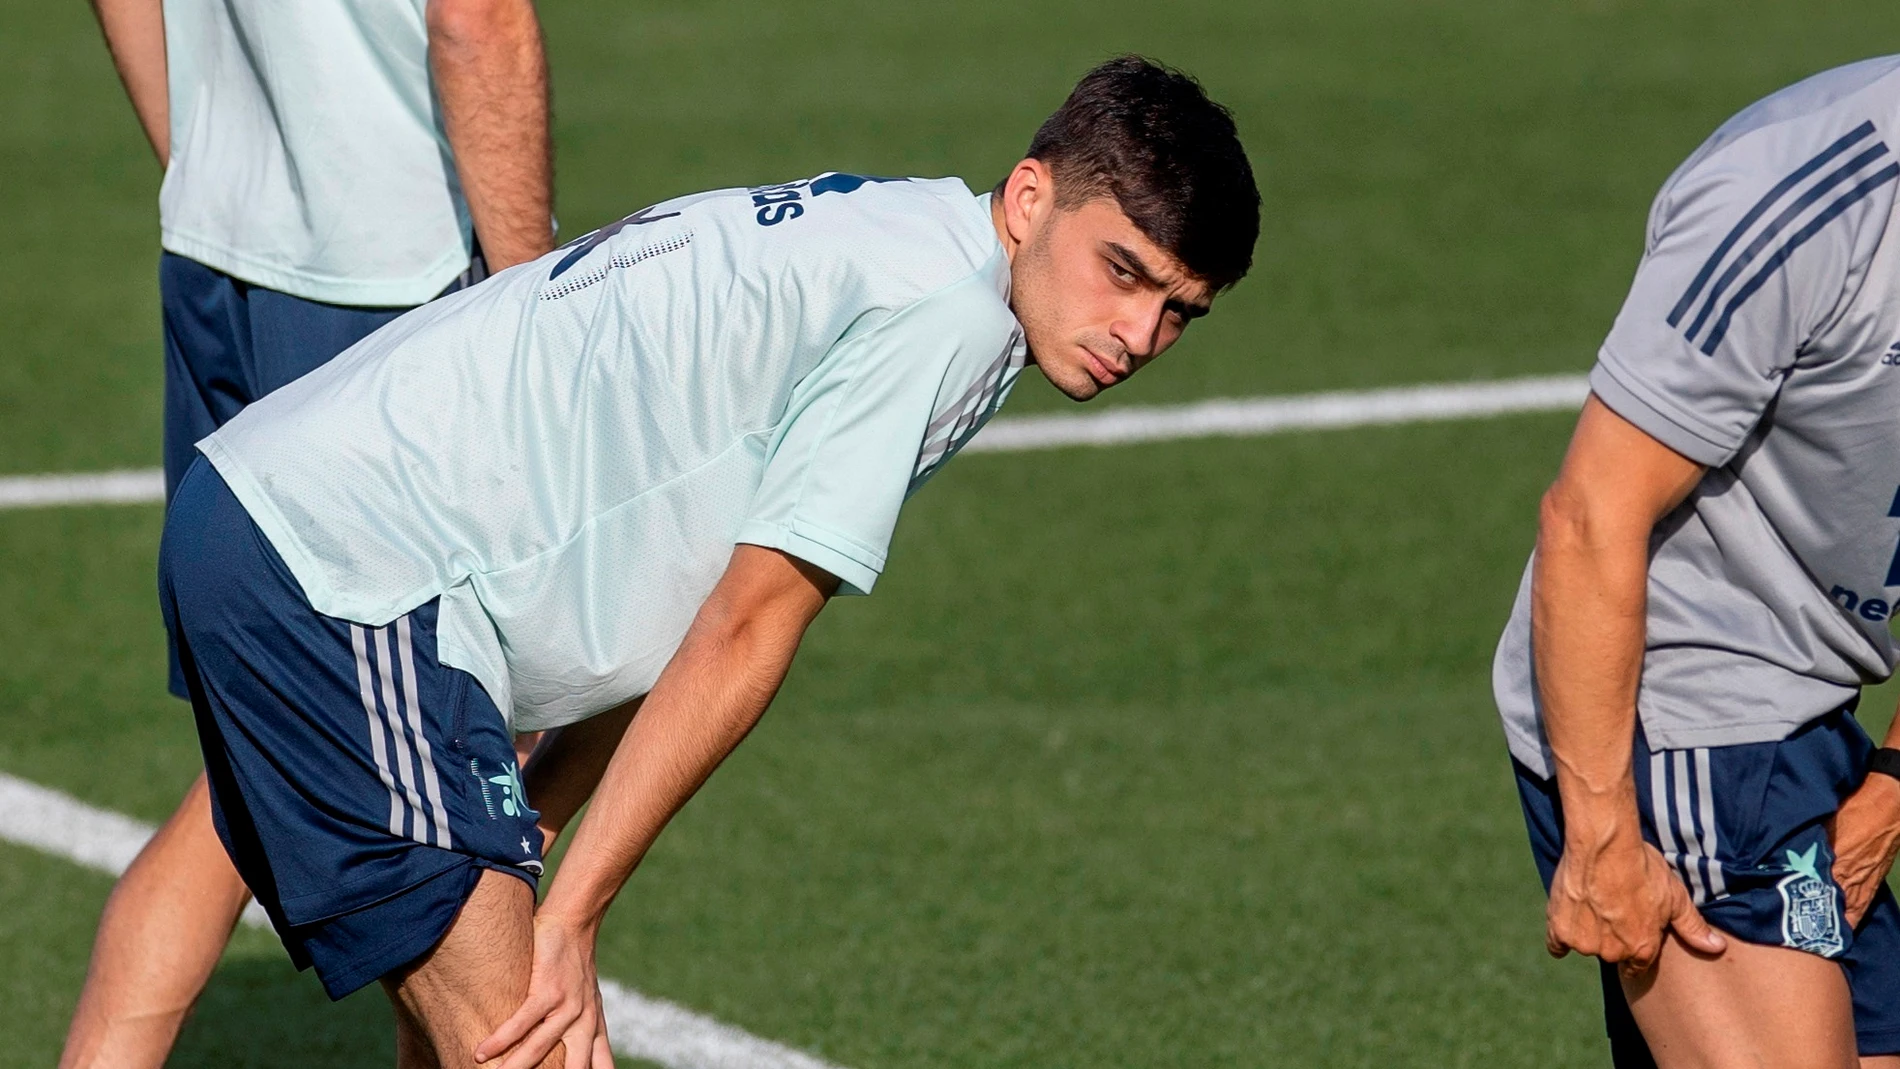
[961,373,1589,452]
[0,375,1590,511]
[0,771,848,1069]
[0,469,164,509]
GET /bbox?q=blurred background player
[1497,54,1900,1069]
[65,0,554,1064]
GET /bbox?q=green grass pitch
[5,1,1900,1065]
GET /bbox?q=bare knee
[383,869,543,1068]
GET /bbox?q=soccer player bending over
[1496,54,1900,1069]
[138,57,1257,1067]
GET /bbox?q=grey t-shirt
[1496,55,1900,777]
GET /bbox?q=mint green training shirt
[159,0,473,304]
[201,176,1025,731]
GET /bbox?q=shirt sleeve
[1591,121,1896,467]
[737,272,1012,596]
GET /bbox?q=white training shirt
[202,176,1025,731]
[159,0,474,305]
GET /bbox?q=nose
[1109,295,1169,363]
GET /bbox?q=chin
[1042,364,1102,402]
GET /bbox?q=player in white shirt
[120,57,1259,1067]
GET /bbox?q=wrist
[476,230,554,273]
[1551,767,1641,842]
[1854,757,1900,812]
[1868,747,1900,785]
[536,889,608,938]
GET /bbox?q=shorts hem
[277,846,469,927]
[305,857,541,1000]
[1860,1029,1900,1058]
[472,856,541,890]
[1700,905,1842,961]
[303,859,480,1000]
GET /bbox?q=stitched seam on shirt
[478,428,773,579]
[776,262,1001,522]
[1593,349,1740,455]
[160,230,474,304]
[787,517,885,565]
[739,521,883,575]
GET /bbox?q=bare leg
[59,773,251,1069]
[1625,934,1859,1069]
[513,731,543,772]
[382,868,564,1069]
[523,697,640,847]
[390,989,444,1069]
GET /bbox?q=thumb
[1666,884,1727,956]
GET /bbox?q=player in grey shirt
[1496,55,1900,1068]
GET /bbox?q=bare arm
[1535,395,1725,972]
[521,698,642,852]
[478,545,837,1069]
[426,0,555,271]
[1832,717,1900,926]
[89,0,168,166]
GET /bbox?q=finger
[561,1021,594,1069]
[1596,929,1632,967]
[1666,885,1727,956]
[1545,910,1584,959]
[1622,936,1660,974]
[555,1004,600,1069]
[593,991,615,1069]
[477,996,557,1063]
[1553,917,1598,960]
[495,1011,578,1069]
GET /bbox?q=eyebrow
[1106,241,1212,320]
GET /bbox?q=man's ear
[1000,158,1055,246]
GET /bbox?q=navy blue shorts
[1515,707,1900,1062]
[160,251,483,696]
[159,458,542,1000]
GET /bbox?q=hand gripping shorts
[1514,706,1900,1064]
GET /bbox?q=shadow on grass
[171,955,391,1068]
[169,954,658,1068]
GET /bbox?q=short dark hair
[1010,56,1260,292]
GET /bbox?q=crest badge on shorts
[1778,842,1846,957]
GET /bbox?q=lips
[1080,347,1125,386]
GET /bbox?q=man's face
[996,163,1215,402]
